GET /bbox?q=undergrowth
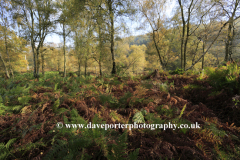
[205,62,240,93]
[0,68,240,160]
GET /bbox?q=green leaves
[54,83,58,91]
[18,96,32,105]
[0,138,18,160]
[52,99,60,113]
[118,91,132,108]
[169,68,184,75]
[132,109,146,124]
[99,93,118,108]
[205,63,240,92]
[106,130,128,160]
[204,122,227,138]
[158,82,169,93]
[128,148,140,160]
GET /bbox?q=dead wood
[142,69,160,80]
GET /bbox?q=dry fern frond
[21,105,32,115]
[133,85,148,99]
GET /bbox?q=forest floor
[0,68,240,160]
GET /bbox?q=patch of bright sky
[45,0,176,46]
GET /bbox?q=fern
[169,68,184,75]
[0,138,17,159]
[109,111,122,122]
[44,117,101,160]
[5,138,17,150]
[0,95,3,103]
[132,110,145,123]
[99,93,118,108]
[205,63,240,92]
[128,148,140,160]
[178,104,186,119]
[17,140,46,155]
[145,113,164,124]
[43,139,68,160]
[107,130,128,160]
[204,122,227,139]
[52,98,60,113]
[69,108,88,125]
[90,114,108,139]
[178,118,192,134]
[141,80,153,89]
[56,108,69,116]
[18,96,32,105]
[0,103,23,115]
[158,82,169,93]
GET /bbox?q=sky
[45,1,176,46]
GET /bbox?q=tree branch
[185,20,229,71]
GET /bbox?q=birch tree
[12,0,56,78]
[217,0,240,62]
[138,0,172,70]
[0,0,13,78]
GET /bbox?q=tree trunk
[33,50,36,77]
[143,69,160,80]
[78,57,81,77]
[10,69,14,79]
[225,19,234,62]
[30,9,37,78]
[85,48,88,77]
[152,31,165,70]
[41,53,44,76]
[224,0,239,62]
[57,59,60,72]
[108,0,116,75]
[0,53,10,79]
[225,22,232,62]
[98,25,103,76]
[202,40,205,69]
[183,0,193,71]
[225,40,229,62]
[185,21,229,71]
[178,0,185,70]
[99,61,102,76]
[85,57,87,77]
[63,22,66,78]
[36,49,40,78]
[4,27,13,79]
[178,0,193,71]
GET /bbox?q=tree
[128,44,146,75]
[70,7,95,77]
[42,43,61,71]
[39,45,54,75]
[138,0,175,71]
[103,0,136,74]
[54,0,87,77]
[0,25,29,76]
[12,0,56,78]
[172,0,230,71]
[55,0,72,77]
[0,0,14,78]
[217,0,240,62]
[94,1,108,76]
